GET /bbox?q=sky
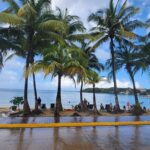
[0,0,150,90]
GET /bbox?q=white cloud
[84,79,141,89]
[51,0,111,29]
[147,13,150,19]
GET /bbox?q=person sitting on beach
[83,98,88,110]
[100,103,104,111]
[127,102,130,111]
[37,97,41,108]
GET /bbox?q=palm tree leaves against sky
[76,41,104,111]
[85,70,101,114]
[107,43,144,105]
[88,0,145,111]
[55,7,93,46]
[27,44,88,117]
[0,0,68,114]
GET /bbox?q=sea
[0,89,150,109]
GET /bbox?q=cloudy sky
[0,0,150,90]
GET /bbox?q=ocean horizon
[0,88,150,109]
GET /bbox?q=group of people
[74,98,92,111]
[100,103,113,112]
[100,102,147,113]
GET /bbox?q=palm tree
[56,7,91,45]
[107,44,143,105]
[77,41,104,111]
[55,8,92,111]
[88,0,144,111]
[29,44,87,117]
[0,0,67,114]
[86,71,100,114]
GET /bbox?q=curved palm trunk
[23,56,31,114]
[127,67,139,105]
[33,72,38,111]
[93,83,99,114]
[54,74,63,117]
[110,37,120,111]
[80,80,84,111]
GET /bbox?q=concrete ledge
[0,121,150,128]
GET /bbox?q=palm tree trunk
[23,28,34,115]
[128,68,139,105]
[23,56,31,114]
[80,80,84,111]
[110,37,120,111]
[93,83,99,114]
[33,72,38,111]
[54,74,63,117]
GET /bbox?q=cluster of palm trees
[0,0,150,116]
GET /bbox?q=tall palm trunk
[54,74,63,117]
[80,80,84,111]
[127,67,139,105]
[23,28,33,114]
[31,53,38,111]
[110,37,120,111]
[23,55,31,114]
[93,83,99,114]
[33,72,38,111]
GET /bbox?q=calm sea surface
[0,89,150,109]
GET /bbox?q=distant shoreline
[0,88,79,92]
[83,87,150,96]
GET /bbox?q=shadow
[16,117,30,150]
[132,126,140,150]
[53,128,59,150]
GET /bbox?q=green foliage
[88,0,145,51]
[132,103,143,116]
[10,97,24,109]
[11,105,17,111]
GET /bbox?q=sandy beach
[0,107,150,117]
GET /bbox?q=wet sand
[0,125,150,150]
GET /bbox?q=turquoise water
[0,89,150,109]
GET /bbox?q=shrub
[11,105,17,111]
[10,97,24,110]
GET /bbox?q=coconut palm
[86,71,101,114]
[77,41,104,111]
[88,0,144,111]
[0,0,67,114]
[56,7,91,45]
[29,44,87,117]
[107,44,144,105]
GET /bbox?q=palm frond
[2,0,20,13]
[0,12,24,25]
[38,20,68,34]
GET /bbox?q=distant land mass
[83,87,150,95]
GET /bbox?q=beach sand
[0,107,150,117]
